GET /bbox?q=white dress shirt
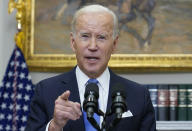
[46,66,110,130]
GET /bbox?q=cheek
[74,43,84,54]
[76,49,83,58]
[105,45,114,56]
[101,48,113,62]
[75,46,86,62]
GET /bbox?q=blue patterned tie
[84,79,100,131]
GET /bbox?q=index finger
[60,90,70,100]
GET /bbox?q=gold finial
[8,0,25,30]
[8,0,25,51]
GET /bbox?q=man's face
[70,12,118,78]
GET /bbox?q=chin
[87,67,106,78]
[84,66,101,77]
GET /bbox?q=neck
[77,66,107,79]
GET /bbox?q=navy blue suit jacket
[25,68,156,131]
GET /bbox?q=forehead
[75,12,114,33]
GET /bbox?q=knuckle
[55,98,60,104]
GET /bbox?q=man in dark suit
[26,4,156,131]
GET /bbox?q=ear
[112,36,119,54]
[70,32,76,52]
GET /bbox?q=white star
[10,61,14,66]
[27,75,32,81]
[23,105,28,112]
[9,104,13,110]
[14,71,18,76]
[0,114,5,120]
[17,93,22,100]
[16,115,19,120]
[24,95,29,101]
[12,82,17,88]
[16,50,21,57]
[3,93,8,99]
[26,84,31,91]
[7,114,12,120]
[20,126,25,131]
[16,104,21,110]
[0,124,3,130]
[19,73,25,79]
[5,82,11,88]
[13,115,19,121]
[1,103,6,109]
[21,62,26,69]
[8,71,13,77]
[0,82,3,87]
[21,116,27,122]
[16,61,20,67]
[11,94,14,99]
[13,125,17,131]
[5,125,11,130]
[18,83,23,89]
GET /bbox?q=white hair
[71,4,119,38]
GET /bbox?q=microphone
[83,83,99,118]
[83,83,101,130]
[111,83,127,119]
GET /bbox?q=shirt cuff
[45,120,52,131]
[45,119,63,131]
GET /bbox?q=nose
[88,37,97,51]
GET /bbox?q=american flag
[0,46,34,131]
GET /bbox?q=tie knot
[87,79,98,84]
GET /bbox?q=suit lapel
[61,67,85,131]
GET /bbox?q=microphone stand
[87,109,104,131]
[101,110,122,131]
[87,109,123,131]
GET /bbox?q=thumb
[60,90,70,100]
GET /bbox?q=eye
[82,34,89,38]
[80,33,90,38]
[97,35,106,40]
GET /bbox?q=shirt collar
[76,66,110,92]
[97,68,110,93]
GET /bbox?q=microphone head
[111,83,127,118]
[111,83,126,98]
[83,83,99,116]
[84,83,99,99]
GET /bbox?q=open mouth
[85,56,99,61]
